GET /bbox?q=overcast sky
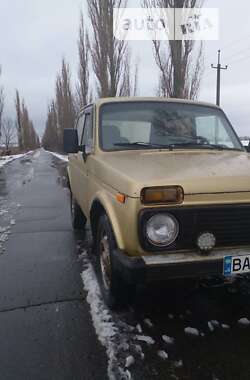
[1,0,250,138]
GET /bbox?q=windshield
[100,102,243,151]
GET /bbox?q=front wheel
[96,214,135,309]
[70,192,87,230]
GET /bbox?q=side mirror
[63,129,78,153]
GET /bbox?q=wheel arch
[89,194,124,250]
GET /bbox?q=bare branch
[0,66,4,138]
[76,11,91,110]
[1,118,15,151]
[143,0,204,99]
[87,0,136,97]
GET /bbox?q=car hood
[91,149,250,199]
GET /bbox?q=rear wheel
[96,214,135,309]
[70,192,87,230]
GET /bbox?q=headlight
[146,213,179,247]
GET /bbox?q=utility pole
[211,50,228,106]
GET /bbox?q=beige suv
[64,97,250,308]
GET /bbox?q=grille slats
[139,204,250,252]
[174,204,250,249]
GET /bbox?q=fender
[89,190,125,250]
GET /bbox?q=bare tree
[76,11,92,110]
[143,0,204,99]
[0,66,4,138]
[87,0,136,97]
[15,90,23,149]
[42,101,59,151]
[15,91,39,151]
[56,59,76,149]
[1,118,15,151]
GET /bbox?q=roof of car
[81,97,220,111]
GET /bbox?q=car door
[69,112,85,200]
[74,107,93,216]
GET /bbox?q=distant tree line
[0,67,40,153]
[15,90,40,151]
[42,0,204,152]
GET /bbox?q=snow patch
[47,150,69,162]
[184,327,200,337]
[0,152,29,168]
[221,323,230,330]
[125,356,135,368]
[238,317,250,327]
[136,324,142,333]
[81,252,133,380]
[144,318,153,328]
[208,321,214,332]
[210,320,220,328]
[162,335,175,345]
[174,359,183,368]
[135,335,155,345]
[157,350,168,360]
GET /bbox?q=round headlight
[146,213,179,247]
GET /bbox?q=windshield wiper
[114,142,173,149]
[167,142,240,151]
[114,142,242,151]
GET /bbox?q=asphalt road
[2,150,250,380]
[0,150,107,380]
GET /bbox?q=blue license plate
[224,255,250,276]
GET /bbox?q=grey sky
[0,0,250,138]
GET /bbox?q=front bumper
[112,248,250,284]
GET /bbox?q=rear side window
[76,114,85,144]
[82,112,93,150]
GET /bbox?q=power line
[228,52,250,65]
[220,33,250,52]
[206,33,250,62]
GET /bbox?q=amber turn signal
[141,186,184,205]
[116,193,126,204]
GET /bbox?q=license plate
[224,255,250,276]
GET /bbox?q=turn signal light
[141,186,184,205]
[116,193,126,204]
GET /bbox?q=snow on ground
[80,251,138,380]
[157,350,168,360]
[0,150,35,169]
[0,153,26,168]
[135,335,155,345]
[162,335,175,345]
[238,317,250,326]
[46,150,69,162]
[184,327,200,337]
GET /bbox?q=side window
[82,113,93,150]
[76,114,85,144]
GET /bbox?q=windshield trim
[98,101,244,153]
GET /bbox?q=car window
[82,113,93,151]
[76,114,85,144]
[196,116,234,148]
[100,102,243,151]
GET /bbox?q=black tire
[70,192,87,230]
[96,214,135,309]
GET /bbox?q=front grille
[139,204,250,252]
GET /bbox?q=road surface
[1,149,250,380]
[0,150,107,380]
